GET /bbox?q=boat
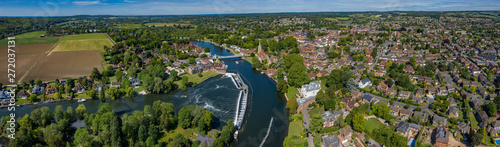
[234,131,239,139]
[77,99,86,102]
[17,104,23,107]
[236,61,239,64]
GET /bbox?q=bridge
[214,54,244,59]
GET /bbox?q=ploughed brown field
[25,50,104,81]
[0,44,55,84]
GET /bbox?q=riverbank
[174,71,224,89]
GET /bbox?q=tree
[170,70,179,81]
[309,114,323,133]
[178,105,194,128]
[35,78,42,86]
[74,128,91,147]
[346,78,356,91]
[204,47,210,53]
[54,92,61,100]
[55,105,64,123]
[28,94,37,102]
[385,80,394,87]
[91,67,101,80]
[287,63,308,87]
[486,102,497,117]
[286,98,298,114]
[76,104,89,120]
[44,123,63,147]
[373,102,390,120]
[276,80,288,93]
[188,58,195,64]
[471,132,483,146]
[352,112,365,132]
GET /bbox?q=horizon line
[1,10,499,18]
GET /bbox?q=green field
[325,17,351,21]
[469,112,478,130]
[287,86,299,99]
[0,31,60,46]
[112,23,144,29]
[365,118,385,133]
[174,71,221,89]
[144,23,190,27]
[53,33,113,51]
[288,120,305,137]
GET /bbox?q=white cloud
[72,0,103,5]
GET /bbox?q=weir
[259,117,274,147]
[227,72,248,128]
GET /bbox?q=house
[322,110,348,128]
[477,110,489,127]
[93,83,105,91]
[398,91,411,99]
[362,94,374,103]
[489,121,500,136]
[322,134,342,147]
[110,82,121,88]
[437,87,448,96]
[377,82,389,92]
[395,121,422,139]
[16,91,30,98]
[300,81,321,99]
[129,78,141,87]
[390,106,400,117]
[0,89,11,100]
[195,134,215,147]
[404,66,415,74]
[351,90,362,98]
[338,127,353,144]
[412,97,425,104]
[399,109,412,120]
[448,106,459,118]
[358,78,372,88]
[447,97,456,106]
[414,89,424,98]
[412,111,429,122]
[32,85,44,95]
[45,87,58,95]
[433,127,449,147]
[457,122,471,134]
[72,84,86,94]
[432,115,447,127]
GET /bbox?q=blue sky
[1,0,499,16]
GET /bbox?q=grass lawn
[313,135,321,146]
[469,112,479,130]
[52,33,113,51]
[365,118,385,133]
[109,76,117,82]
[159,127,199,143]
[287,86,299,99]
[244,57,254,64]
[134,86,145,92]
[174,71,221,89]
[288,120,305,137]
[144,23,191,27]
[0,31,60,46]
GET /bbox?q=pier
[259,117,274,147]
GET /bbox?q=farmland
[52,33,113,51]
[0,31,59,46]
[144,23,191,27]
[0,43,56,84]
[25,50,104,81]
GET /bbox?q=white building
[358,78,372,88]
[300,81,321,99]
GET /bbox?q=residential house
[399,109,412,120]
[398,91,411,99]
[477,110,489,127]
[322,134,342,147]
[390,106,400,117]
[351,90,362,98]
[0,90,11,99]
[437,87,448,96]
[129,78,141,87]
[362,95,374,104]
[433,127,449,147]
[338,127,353,144]
[93,83,105,91]
[395,121,422,140]
[188,65,203,74]
[32,85,44,95]
[72,84,86,94]
[413,111,429,122]
[358,78,372,88]
[404,66,415,74]
[300,81,321,99]
[489,121,500,136]
[432,115,447,127]
[45,87,58,95]
[110,82,121,88]
[448,106,459,118]
[16,91,30,98]
[457,122,471,134]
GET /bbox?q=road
[301,108,314,147]
[367,48,382,73]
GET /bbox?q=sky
[0,0,499,16]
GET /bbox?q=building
[412,111,429,122]
[129,77,141,87]
[300,81,321,99]
[322,110,348,128]
[398,91,411,99]
[72,84,86,94]
[362,95,374,103]
[448,106,459,118]
[395,121,422,140]
[338,127,353,144]
[188,65,203,74]
[322,134,341,147]
[195,134,215,147]
[399,109,412,120]
[110,82,121,88]
[432,115,447,127]
[358,78,372,88]
[32,85,44,95]
[390,106,400,117]
[45,87,58,95]
[433,127,449,147]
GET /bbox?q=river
[0,41,288,147]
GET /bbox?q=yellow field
[52,33,112,51]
